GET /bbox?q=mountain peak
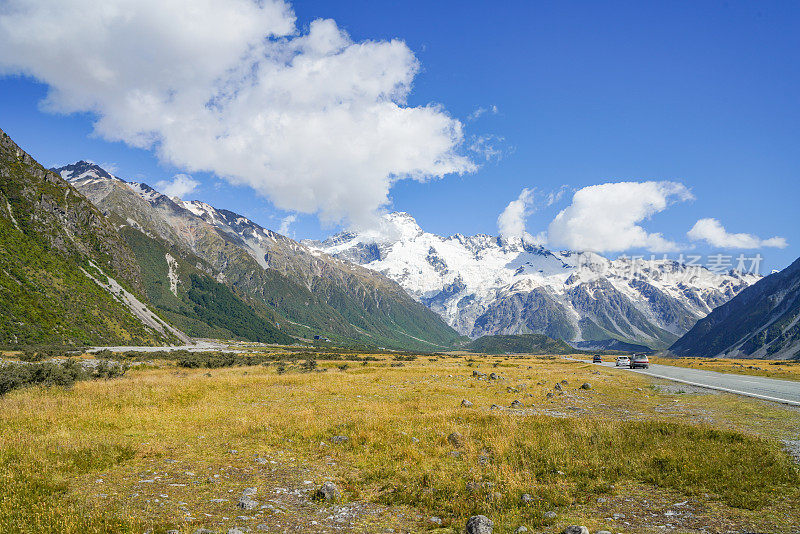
[52,161,120,183]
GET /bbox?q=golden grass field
[1,352,799,534]
[649,355,800,381]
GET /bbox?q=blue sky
[0,1,797,272]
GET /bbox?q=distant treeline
[99,349,401,369]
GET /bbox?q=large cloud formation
[0,0,474,227]
[547,181,694,253]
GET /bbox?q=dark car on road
[630,354,650,369]
[592,354,602,363]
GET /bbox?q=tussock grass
[0,355,798,533]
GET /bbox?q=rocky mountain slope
[0,129,184,347]
[670,256,800,359]
[309,212,758,349]
[56,162,460,350]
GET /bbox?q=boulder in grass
[466,515,493,534]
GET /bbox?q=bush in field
[0,359,128,396]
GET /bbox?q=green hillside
[464,333,577,355]
[0,128,173,347]
[120,226,293,344]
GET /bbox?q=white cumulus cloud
[547,181,694,253]
[155,174,199,199]
[0,0,475,229]
[498,188,535,240]
[687,218,788,249]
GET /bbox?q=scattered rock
[554,383,562,391]
[461,399,473,407]
[560,379,568,385]
[315,481,340,501]
[489,373,500,380]
[194,529,215,534]
[466,515,493,534]
[597,531,612,534]
[521,493,532,503]
[515,527,528,533]
[546,392,554,398]
[242,487,258,497]
[256,524,269,531]
[238,496,259,510]
[612,512,626,520]
[490,404,501,410]
[597,496,607,503]
[543,511,557,520]
[331,435,349,444]
[429,516,442,525]
[510,399,523,408]
[580,383,592,390]
[228,529,246,534]
[447,432,464,448]
[563,527,589,534]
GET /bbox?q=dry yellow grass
[1,353,799,533]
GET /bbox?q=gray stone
[488,372,500,380]
[490,404,501,410]
[543,511,557,520]
[580,383,592,390]
[193,529,215,534]
[563,527,589,534]
[447,431,463,448]
[612,513,626,520]
[241,487,258,497]
[316,481,340,501]
[510,399,523,408]
[429,516,442,525]
[554,383,562,391]
[228,529,246,534]
[597,531,612,534]
[515,527,528,533]
[466,515,493,534]
[520,493,533,503]
[331,435,349,444]
[461,399,473,407]
[237,497,259,510]
[256,525,269,532]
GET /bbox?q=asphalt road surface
[591,359,800,406]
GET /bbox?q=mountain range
[309,212,759,350]
[670,256,800,359]
[2,126,795,358]
[52,161,459,351]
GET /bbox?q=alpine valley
[309,212,760,350]
[0,127,771,353]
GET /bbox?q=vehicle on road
[630,354,650,369]
[592,354,602,363]
[616,355,630,367]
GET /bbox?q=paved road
[585,359,800,406]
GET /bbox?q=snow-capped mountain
[308,212,759,349]
[54,163,461,350]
